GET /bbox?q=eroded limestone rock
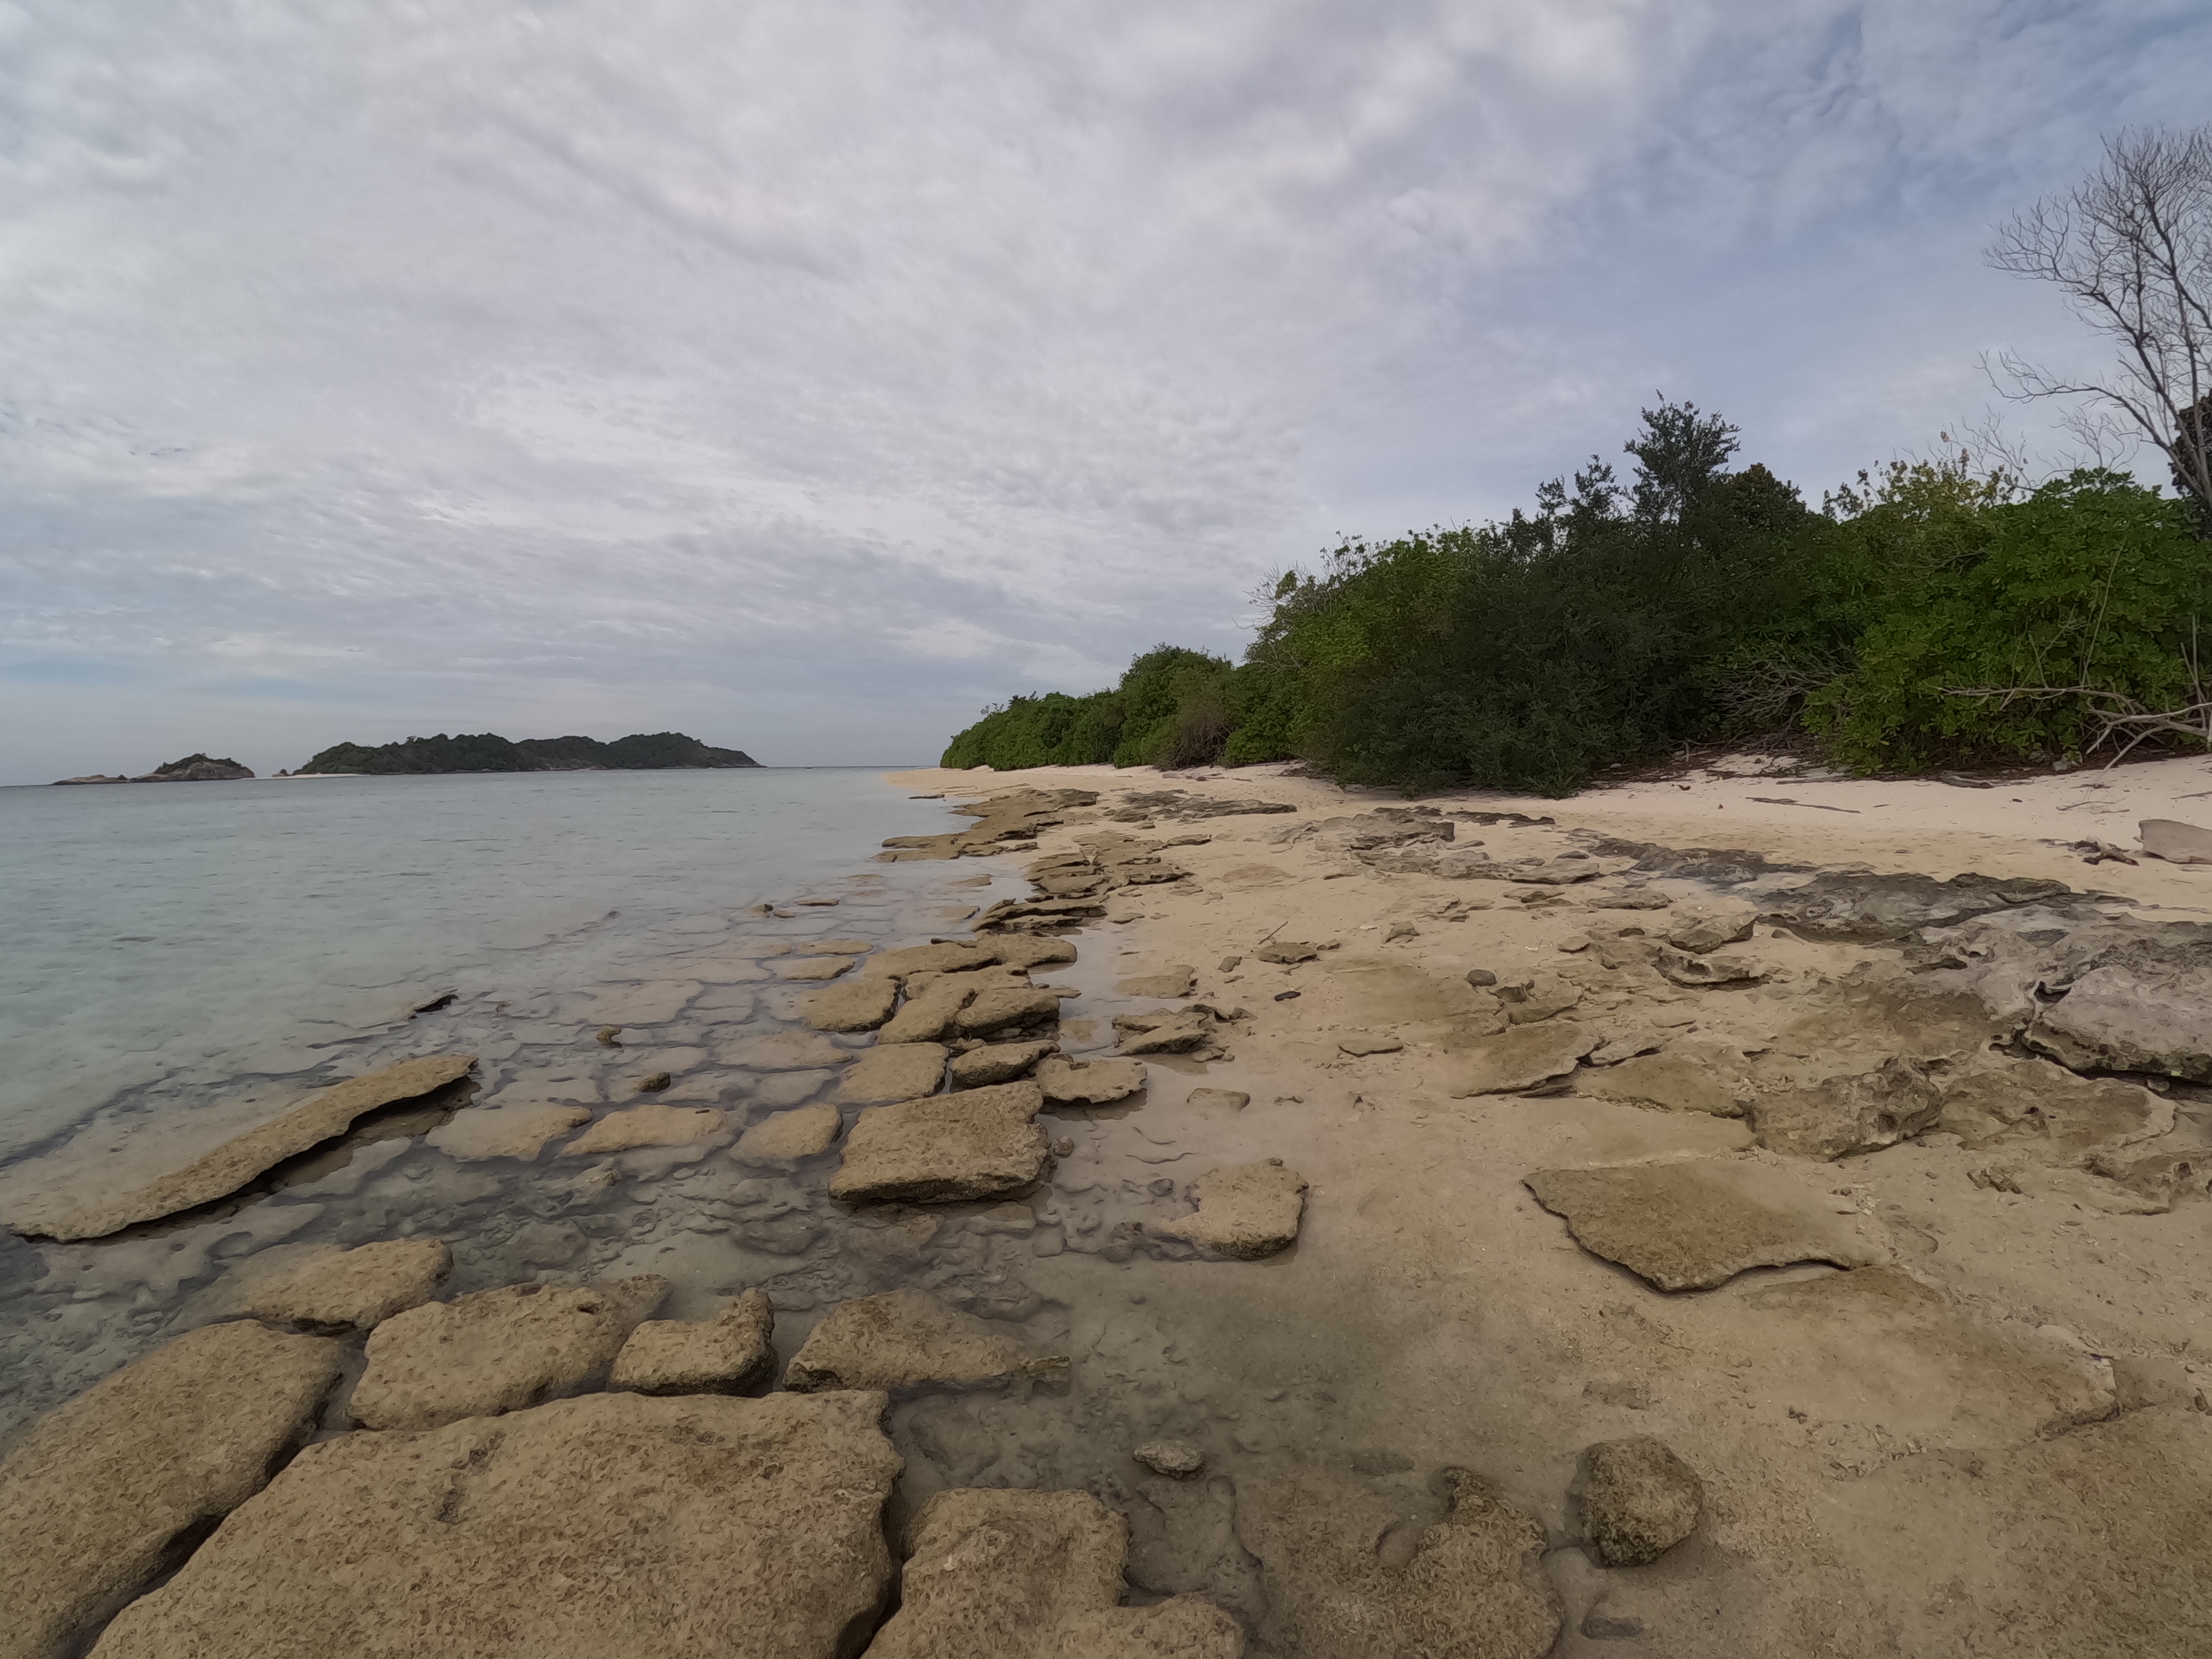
[880,978,980,1043]
[1037,1055,1149,1105]
[784,1288,1067,1394]
[723,1031,854,1071]
[2,1322,342,1659]
[427,1101,589,1161]
[1159,1162,1307,1259]
[1938,1057,2172,1155]
[1575,1046,1750,1117]
[234,1238,451,1331]
[1523,1159,1886,1292]
[954,985,1062,1037]
[2028,964,2212,1082]
[731,1104,843,1167]
[1113,1009,1214,1056]
[802,976,900,1032]
[1569,1436,1703,1566]
[564,1103,726,1156]
[948,1040,1057,1087]
[1445,1022,1597,1097]
[4,1053,476,1240]
[829,1080,1047,1204]
[864,1487,1242,1659]
[1118,965,1197,999]
[612,1289,776,1395]
[86,1391,902,1659]
[351,1275,671,1431]
[1750,1058,1943,1160]
[1662,901,1757,954]
[2141,817,2212,864]
[838,1042,949,1104]
[773,956,855,981]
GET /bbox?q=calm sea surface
[0,768,954,1163]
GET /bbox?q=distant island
[54,753,256,785]
[295,731,759,775]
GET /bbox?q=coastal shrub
[1806,470,2212,769]
[938,692,1122,769]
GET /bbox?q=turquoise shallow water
[0,768,953,1162]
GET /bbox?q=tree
[1988,127,2212,528]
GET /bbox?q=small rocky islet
[3,778,2211,1655]
[50,729,758,784]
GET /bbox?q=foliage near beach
[941,404,2212,794]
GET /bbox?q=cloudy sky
[2,1,2206,781]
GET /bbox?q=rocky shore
[3,757,2210,1656]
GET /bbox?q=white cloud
[1,0,2208,779]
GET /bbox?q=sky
[2,1,2208,781]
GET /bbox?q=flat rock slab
[2141,816,2212,864]
[1186,1088,1249,1112]
[948,1040,1056,1087]
[1940,1057,2171,1155]
[565,1103,727,1156]
[235,1238,452,1331]
[731,1104,843,1167]
[612,1290,776,1395]
[1749,1057,1942,1160]
[2,1321,342,1659]
[1523,1159,1886,1292]
[86,1390,901,1659]
[1037,1055,1149,1105]
[784,1287,1068,1394]
[865,1487,1241,1658]
[874,942,1000,978]
[771,956,855,980]
[991,935,1077,970]
[1117,966,1197,999]
[1159,1162,1308,1259]
[1239,1467,1561,1659]
[954,985,1061,1036]
[1446,1022,1597,1097]
[1114,1009,1213,1055]
[2028,964,2212,1082]
[1661,901,1757,954]
[830,1080,1047,1203]
[351,1275,671,1431]
[427,1100,590,1161]
[1338,1035,1405,1056]
[801,975,900,1031]
[878,979,978,1043]
[838,1042,948,1104]
[723,1031,854,1071]
[5,1053,475,1240]
[1575,1047,1748,1117]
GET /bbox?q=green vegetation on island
[296,731,759,775]
[945,130,2212,797]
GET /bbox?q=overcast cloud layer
[2,1,2207,781]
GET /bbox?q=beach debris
[428,1101,591,1161]
[1465,967,1499,987]
[0,1321,343,1659]
[830,1079,1048,1203]
[349,1275,670,1431]
[1237,1466,1560,1659]
[785,1288,1068,1395]
[795,896,840,906]
[565,1103,724,1156]
[1218,954,1244,972]
[730,1104,842,1167]
[1575,1046,1751,1117]
[800,974,899,1032]
[2027,963,2212,1081]
[1134,1439,1207,1479]
[1445,1022,1598,1097]
[1569,1437,1704,1566]
[865,1487,1241,1659]
[1274,989,1301,1001]
[596,1024,623,1045]
[612,1289,776,1396]
[2140,816,2212,864]
[1117,964,1197,998]
[86,1391,901,1659]
[636,1070,672,1092]
[1036,1054,1147,1105]
[836,1042,949,1105]
[1522,1159,1886,1291]
[949,1039,1058,1087]
[0,1052,477,1241]
[232,1238,452,1332]
[1159,1160,1308,1259]
[1338,1035,1405,1056]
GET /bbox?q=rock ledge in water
[1569,1435,1703,1566]
[784,1287,1068,1395]
[234,1238,452,1331]
[830,1080,1047,1204]
[1159,1162,1308,1259]
[613,1290,776,1395]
